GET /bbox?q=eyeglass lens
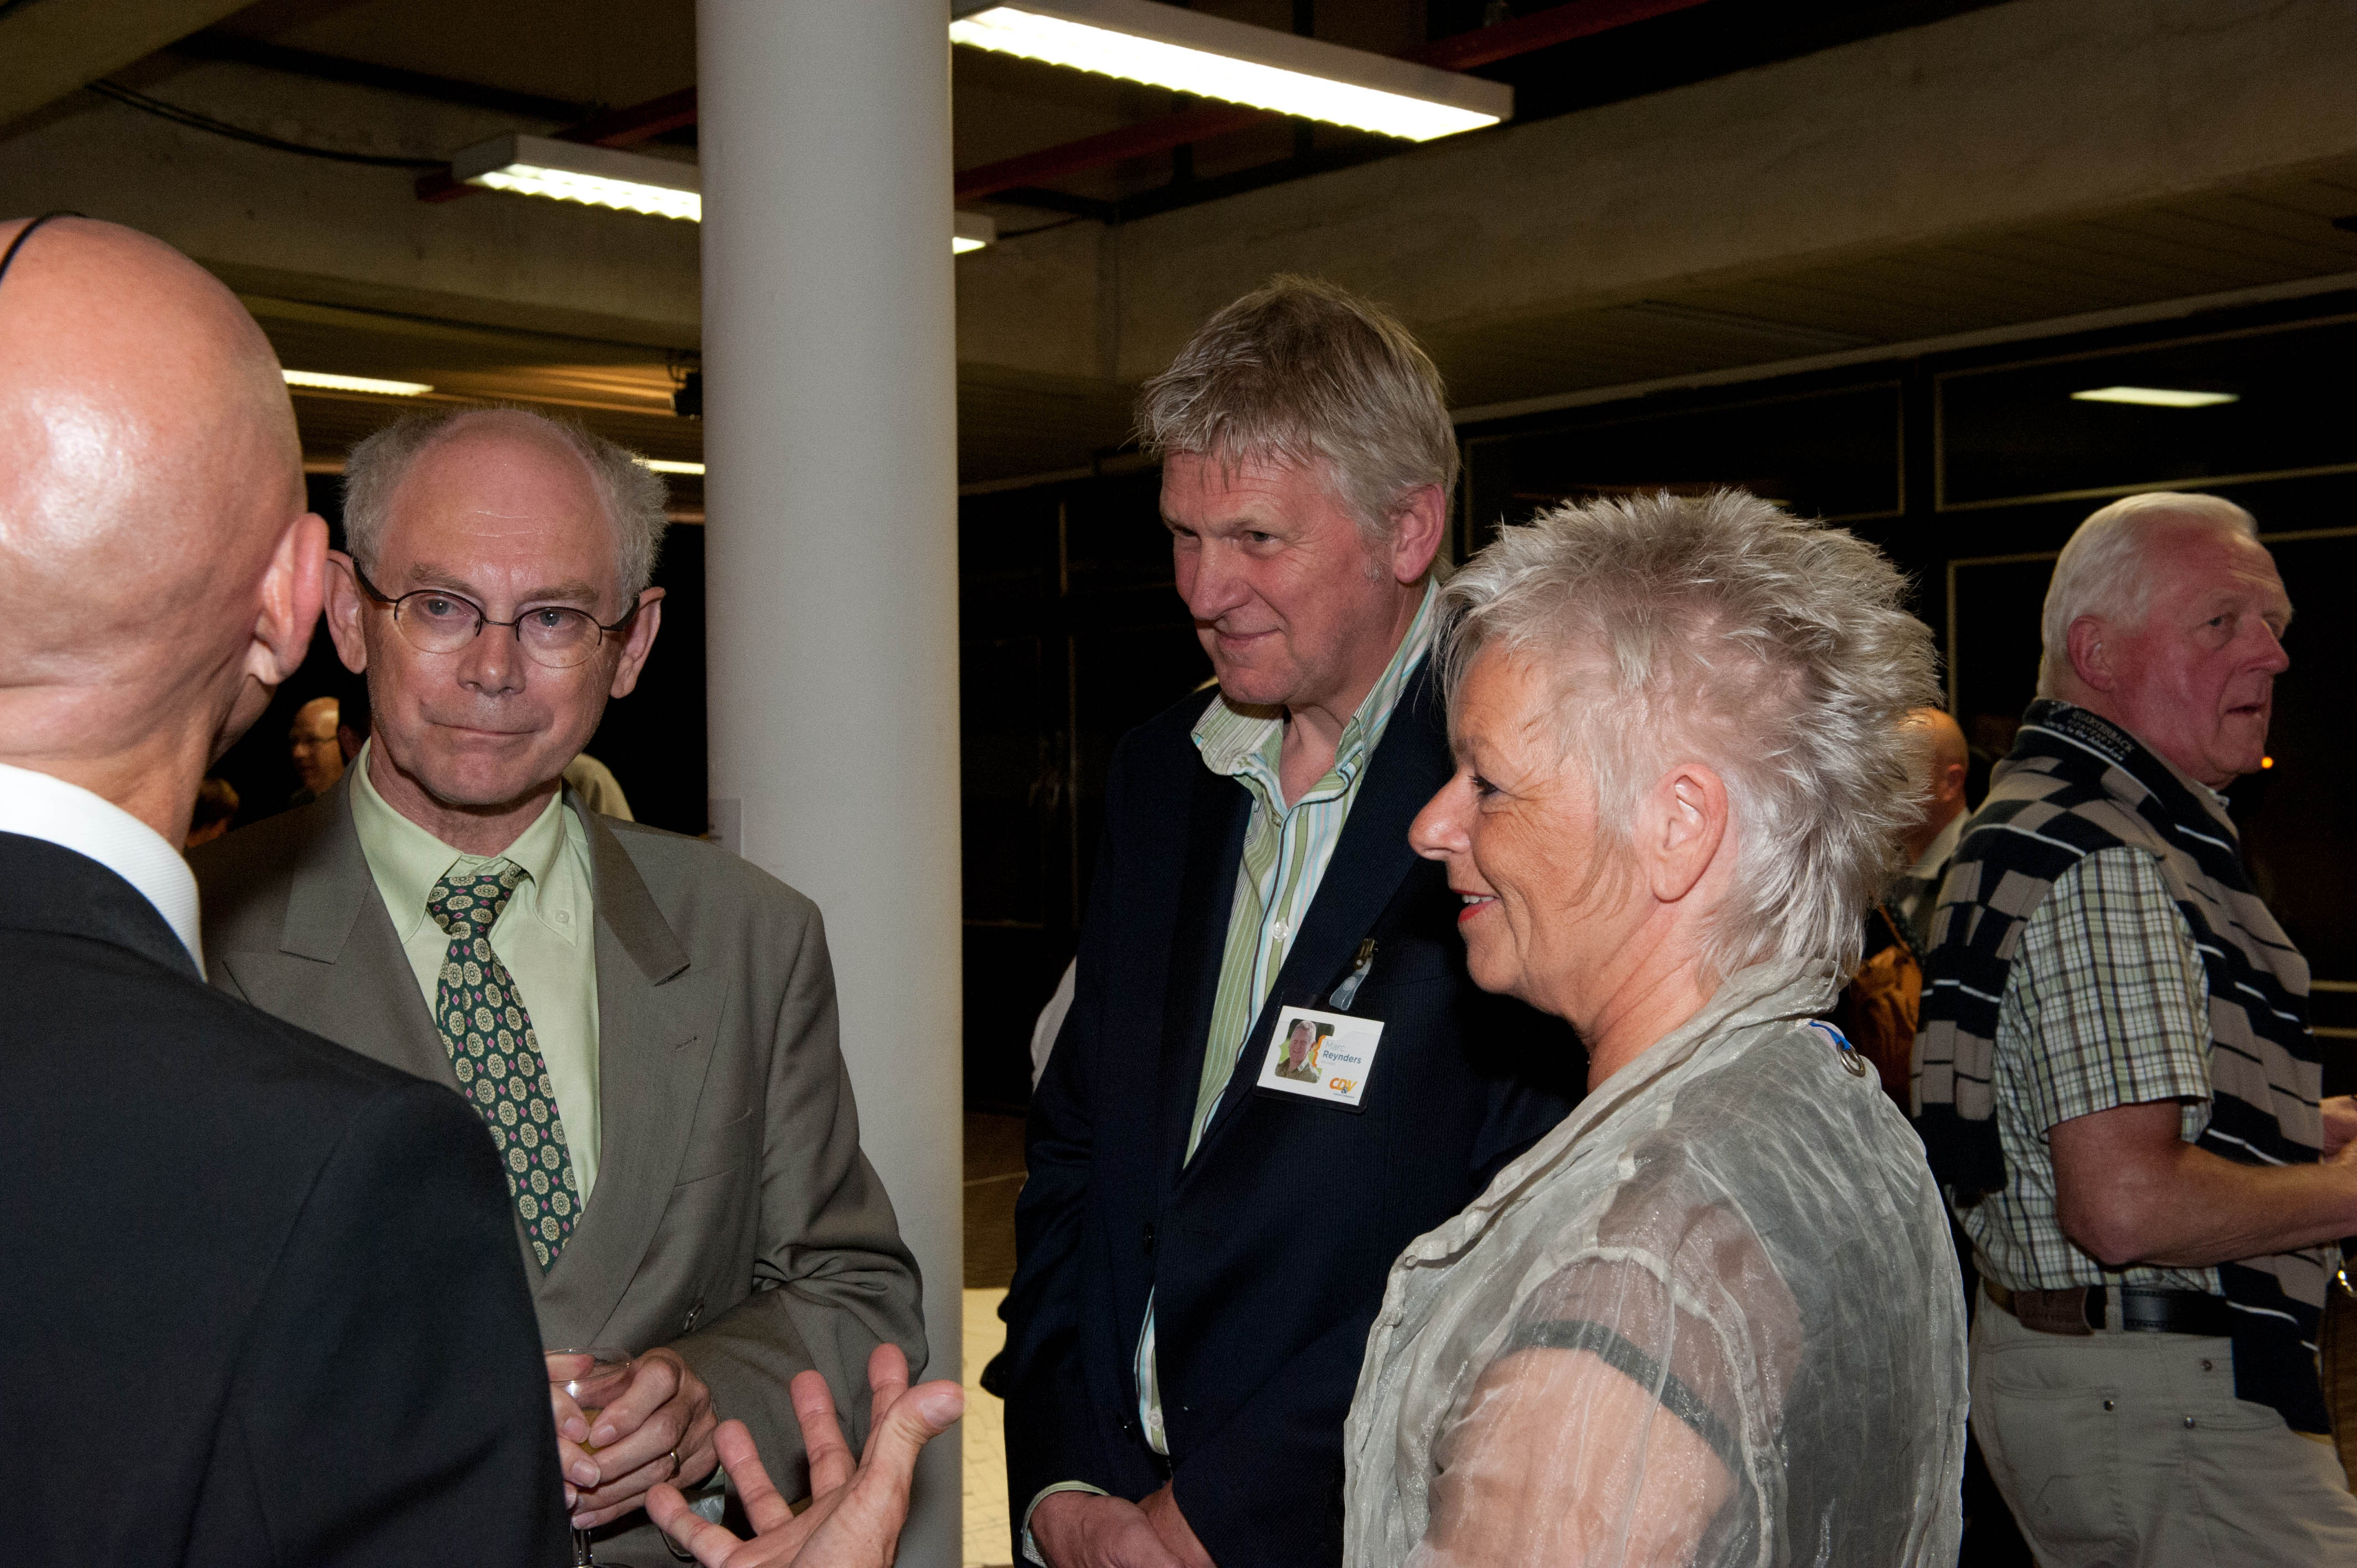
[394,591,605,669]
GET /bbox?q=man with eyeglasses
[194,406,925,1568]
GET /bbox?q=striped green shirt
[1135,579,1438,1456]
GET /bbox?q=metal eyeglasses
[353,564,641,670]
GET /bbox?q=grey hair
[1135,275,1458,545]
[1441,489,1939,981]
[2036,491,2257,695]
[342,406,669,599]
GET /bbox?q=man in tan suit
[195,405,924,1567]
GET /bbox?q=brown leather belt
[1985,1280,2234,1337]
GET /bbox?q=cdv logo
[1328,1077,1356,1093]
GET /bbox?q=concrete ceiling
[4,0,2355,489]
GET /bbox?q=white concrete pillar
[697,4,962,1564]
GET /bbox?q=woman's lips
[1455,890,1497,924]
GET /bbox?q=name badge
[1254,1004,1385,1109]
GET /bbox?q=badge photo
[1255,1004,1385,1109]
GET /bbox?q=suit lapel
[1156,764,1251,1187]
[223,785,452,1087]
[531,802,722,1337]
[1184,666,1454,1170]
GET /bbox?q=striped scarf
[1915,699,2329,1431]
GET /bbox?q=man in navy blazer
[987,280,1577,1568]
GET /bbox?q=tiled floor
[964,1112,1026,1567]
[963,1287,1012,1568]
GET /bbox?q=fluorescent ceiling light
[950,0,1510,142]
[955,211,997,254]
[642,459,706,476]
[2069,385,2240,408]
[454,133,701,221]
[282,369,434,396]
[452,133,994,254]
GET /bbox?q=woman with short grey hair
[1343,490,1967,1566]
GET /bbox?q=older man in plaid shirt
[1916,492,2357,1565]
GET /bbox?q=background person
[185,775,240,849]
[1350,489,1965,1566]
[286,692,344,804]
[988,277,1576,1568]
[194,405,924,1566]
[0,214,565,1565]
[1829,705,1969,1102]
[1915,490,2357,1562]
[564,750,636,819]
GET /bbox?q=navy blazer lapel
[1185,664,1454,1169]
[1156,761,1252,1184]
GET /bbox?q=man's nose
[456,620,526,694]
[1181,540,1250,621]
[2251,620,2291,675]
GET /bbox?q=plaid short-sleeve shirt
[1963,845,2221,1295]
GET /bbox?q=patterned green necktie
[428,859,580,1271]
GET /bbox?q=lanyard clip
[1330,938,1378,1011]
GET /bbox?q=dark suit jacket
[985,667,1580,1567]
[0,831,567,1566]
[193,782,925,1566]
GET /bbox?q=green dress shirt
[348,742,605,1203]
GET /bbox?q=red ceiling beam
[956,103,1270,204]
[954,0,1716,206]
[1413,0,1713,71]
[417,85,699,203]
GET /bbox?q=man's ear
[249,513,329,687]
[2066,615,2114,693]
[1637,762,1730,905]
[322,549,369,673]
[1386,484,1448,585]
[609,587,665,700]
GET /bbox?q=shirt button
[554,910,570,924]
[1270,919,1289,941]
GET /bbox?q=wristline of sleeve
[1021,1481,1109,1566]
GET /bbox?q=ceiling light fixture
[453,133,701,221]
[449,133,997,254]
[950,0,1511,142]
[2068,385,2241,408]
[642,459,706,476]
[282,369,434,396]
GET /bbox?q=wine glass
[552,1345,635,1567]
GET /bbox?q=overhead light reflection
[2068,385,2240,408]
[283,369,434,396]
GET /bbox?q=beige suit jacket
[193,779,925,1565]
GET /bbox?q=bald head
[0,216,324,837]
[1902,706,1969,862]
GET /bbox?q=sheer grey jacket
[193,778,925,1566]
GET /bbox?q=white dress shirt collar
[0,760,204,973]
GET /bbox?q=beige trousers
[1970,1285,2357,1567]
